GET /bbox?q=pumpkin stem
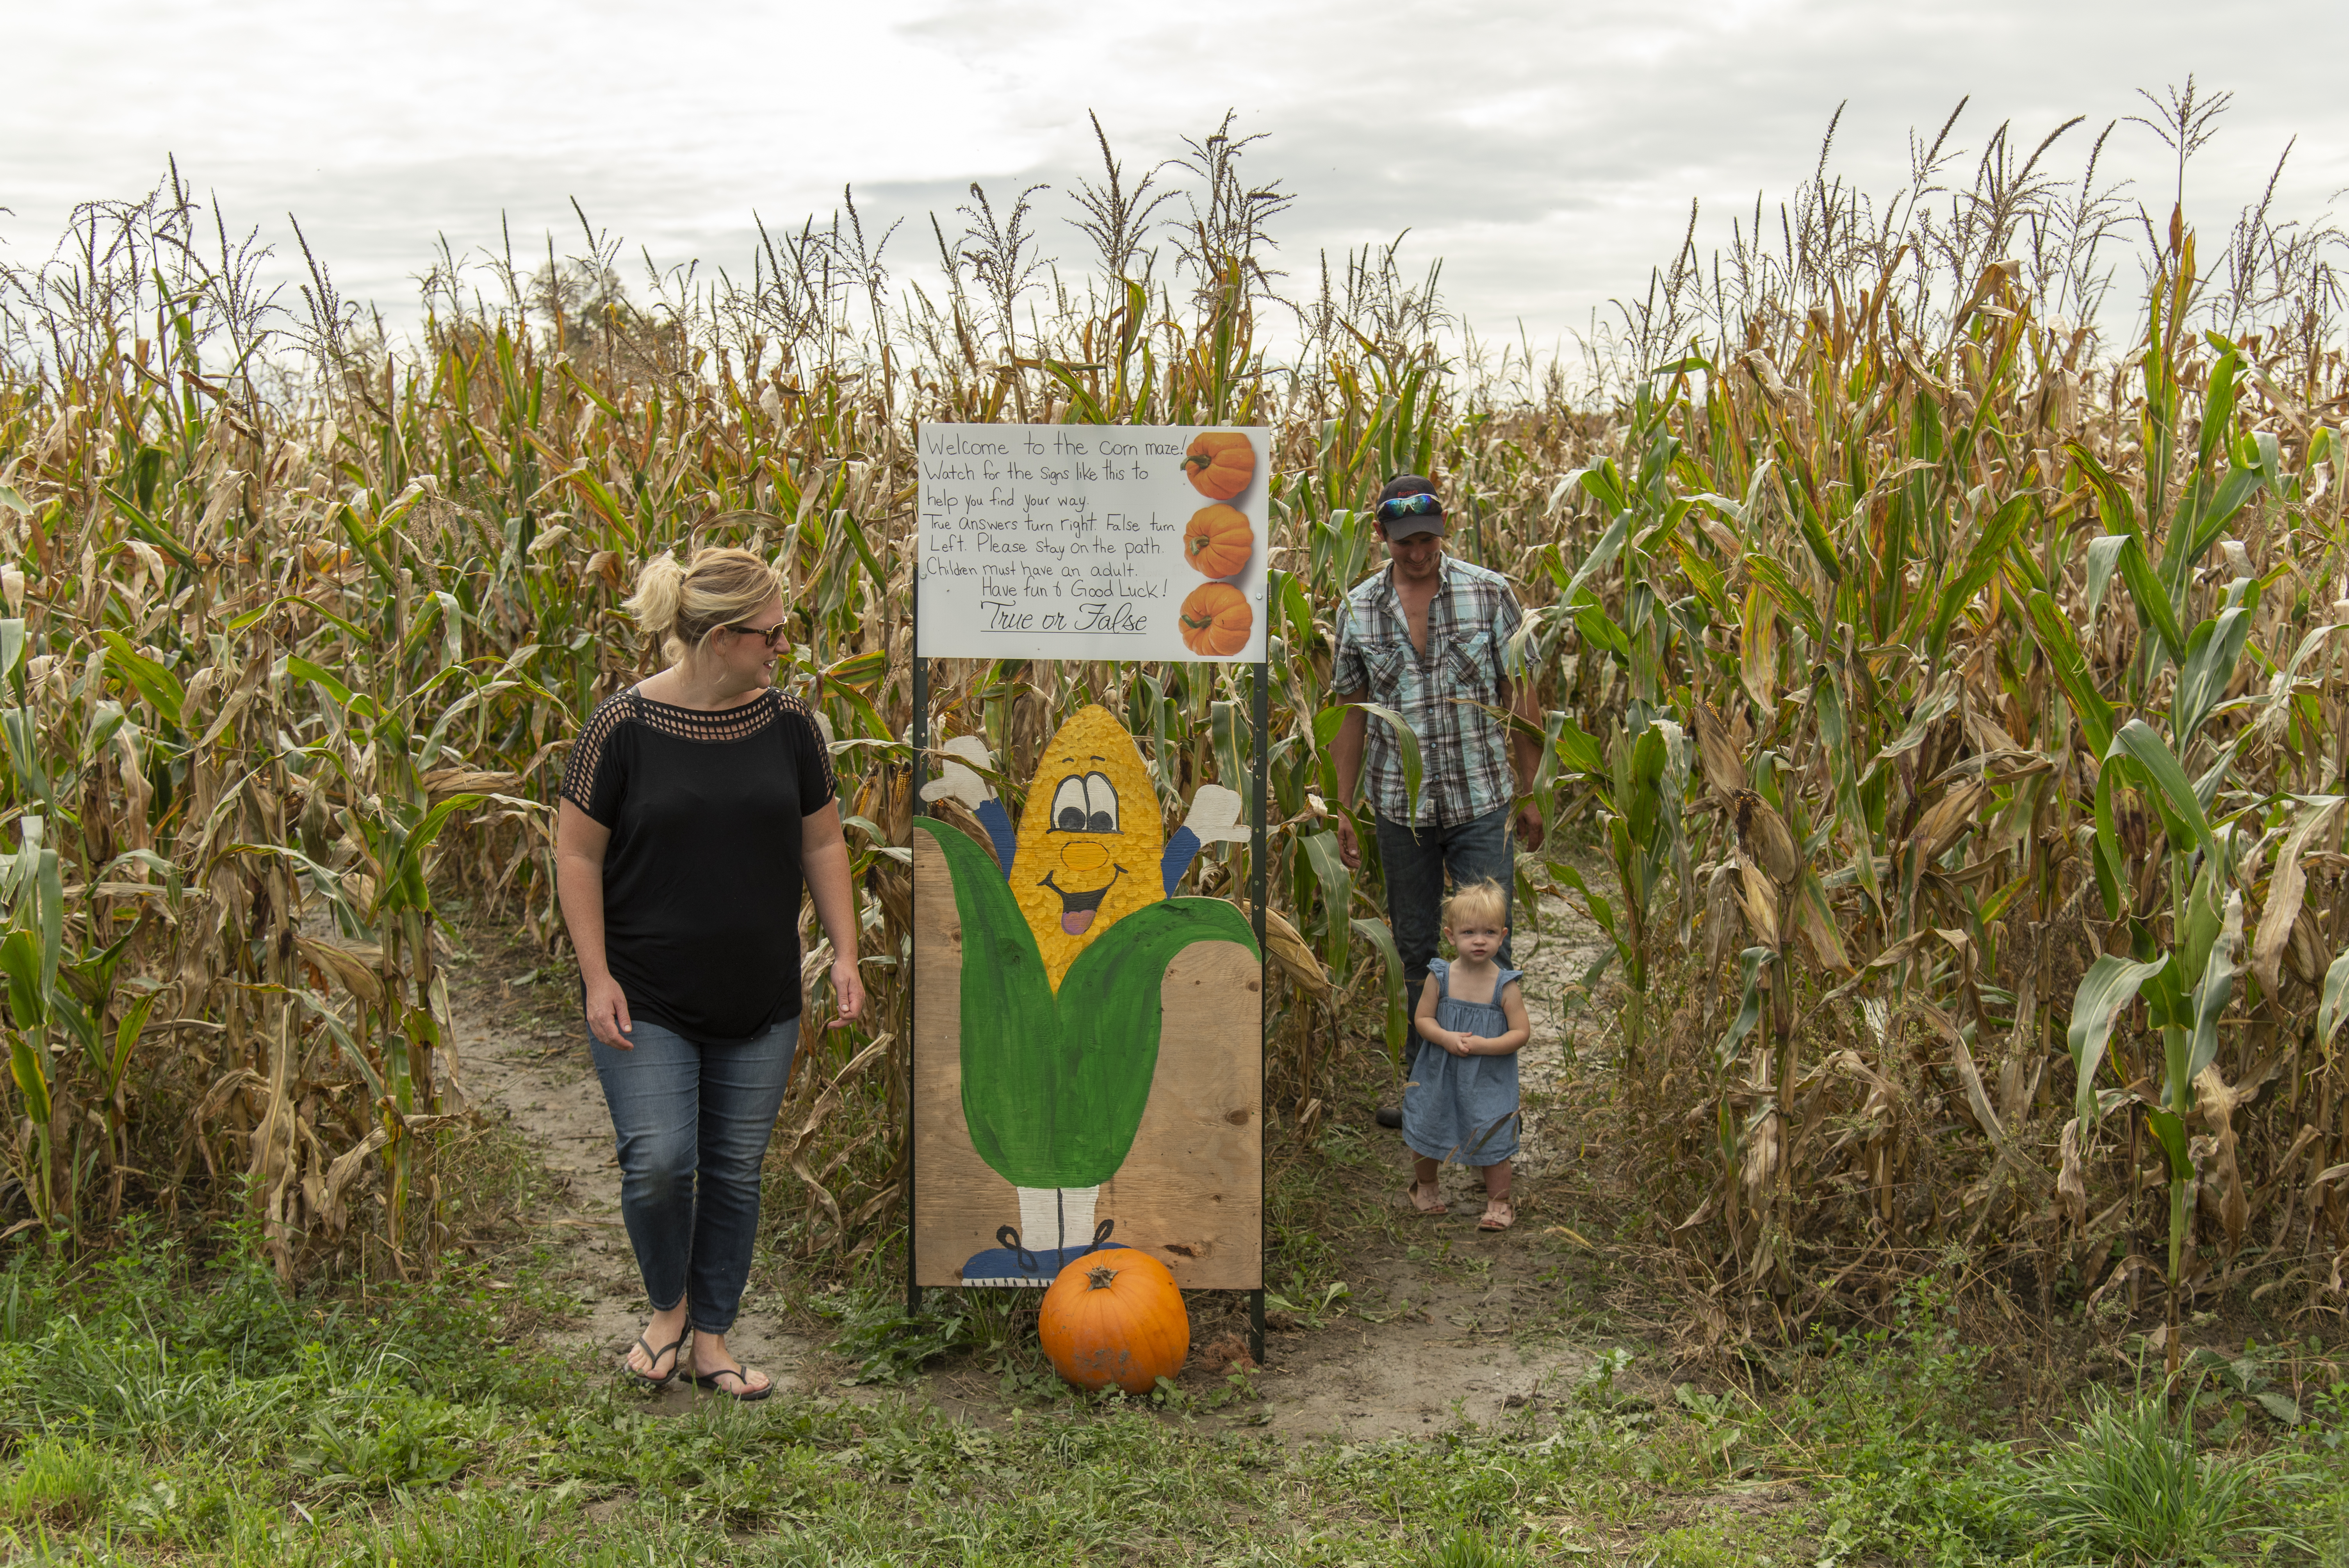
[1084,1264,1120,1290]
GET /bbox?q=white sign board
[915,423,1270,662]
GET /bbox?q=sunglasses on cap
[1374,493,1443,522]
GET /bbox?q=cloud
[4,0,2344,349]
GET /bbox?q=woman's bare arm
[801,799,866,1026]
[556,798,632,1048]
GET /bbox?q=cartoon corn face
[1011,706,1167,989]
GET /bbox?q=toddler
[1401,879,1529,1230]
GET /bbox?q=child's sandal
[1403,1181,1447,1215]
[1477,1198,1515,1231]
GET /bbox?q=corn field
[3,100,2349,1342]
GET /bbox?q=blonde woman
[555,546,865,1400]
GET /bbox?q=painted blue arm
[976,799,1018,880]
[1160,826,1204,897]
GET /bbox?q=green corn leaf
[1298,830,1353,984]
[7,1030,48,1124]
[2082,535,2128,629]
[286,656,360,713]
[2144,1107,2192,1181]
[1575,603,1633,662]
[110,990,158,1096]
[2066,952,2169,1129]
[1311,704,1348,802]
[2026,592,2116,758]
[1349,914,1413,1068]
[2197,345,2240,471]
[2172,889,2242,1110]
[2066,440,2140,538]
[1353,702,1424,822]
[1718,946,1775,1070]
[2172,607,2252,746]
[2108,720,2218,864]
[1555,864,1622,944]
[1554,715,1606,778]
[2315,948,2349,1053]
[1745,553,1825,643]
[2116,534,2188,665]
[1925,494,2033,655]
[98,631,186,729]
[0,927,45,1030]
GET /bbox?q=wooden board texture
[912,827,1263,1289]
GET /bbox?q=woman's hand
[585,972,634,1049]
[829,953,866,1027]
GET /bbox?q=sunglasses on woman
[726,619,790,649]
[1374,492,1443,521]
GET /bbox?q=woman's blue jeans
[588,1015,797,1335]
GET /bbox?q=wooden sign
[913,424,1270,662]
[912,704,1263,1289]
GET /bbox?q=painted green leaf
[920,818,1259,1190]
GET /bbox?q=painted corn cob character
[917,704,1256,1284]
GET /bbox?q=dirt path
[445,877,1617,1436]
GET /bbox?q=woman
[555,545,865,1400]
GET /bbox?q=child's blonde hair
[1442,878,1508,930]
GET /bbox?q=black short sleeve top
[559,687,837,1042]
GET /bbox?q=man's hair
[1442,878,1507,930]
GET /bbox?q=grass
[1,1130,2346,1565]
[2008,1386,2305,1565]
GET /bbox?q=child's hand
[1454,1033,1484,1056]
[1445,1031,1474,1057]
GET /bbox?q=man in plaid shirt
[1331,475,1545,1129]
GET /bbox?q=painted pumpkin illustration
[914,706,1257,1288]
[1178,582,1253,657]
[1182,503,1254,580]
[1180,431,1255,501]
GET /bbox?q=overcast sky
[7,0,2347,355]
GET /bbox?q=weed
[2008,1385,2307,1566]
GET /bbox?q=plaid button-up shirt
[1331,554,1526,828]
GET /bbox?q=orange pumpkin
[1038,1247,1190,1394]
[1182,504,1255,579]
[1180,431,1255,501]
[1176,583,1253,658]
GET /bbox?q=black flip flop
[687,1360,773,1402]
[627,1329,690,1388]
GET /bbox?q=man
[1330,474,1545,1130]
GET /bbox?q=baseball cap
[1373,475,1447,539]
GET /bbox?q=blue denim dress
[1401,959,1522,1166]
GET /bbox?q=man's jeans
[1375,805,1516,1076]
[589,1015,797,1334]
